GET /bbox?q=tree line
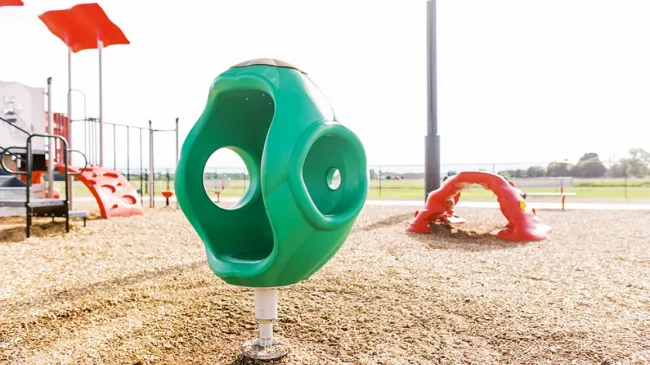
[370,148,650,180]
[500,148,650,179]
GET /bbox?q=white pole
[175,117,179,208]
[98,39,104,167]
[254,288,278,348]
[46,77,54,199]
[148,120,154,208]
[113,123,117,170]
[242,288,287,360]
[67,47,74,210]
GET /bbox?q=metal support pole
[84,118,87,163]
[69,89,88,165]
[148,120,154,208]
[242,288,287,360]
[140,127,143,205]
[90,118,96,165]
[67,47,74,209]
[98,40,104,167]
[46,77,54,199]
[113,123,117,170]
[424,0,441,201]
[126,126,130,180]
[87,119,92,165]
[175,117,179,208]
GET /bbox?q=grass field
[55,177,650,201]
[367,178,650,200]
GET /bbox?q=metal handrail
[1,140,89,178]
[0,116,31,167]
[25,133,70,209]
[0,146,27,174]
[0,116,30,136]
[65,149,89,176]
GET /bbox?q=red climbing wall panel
[57,165,143,219]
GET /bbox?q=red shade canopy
[0,0,24,7]
[39,3,129,53]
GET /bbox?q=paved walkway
[73,196,650,211]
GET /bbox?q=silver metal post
[92,118,97,165]
[126,126,130,180]
[70,89,87,165]
[67,47,74,210]
[67,48,72,151]
[242,288,287,360]
[424,0,441,201]
[113,123,117,170]
[148,120,154,208]
[140,127,144,206]
[46,77,54,199]
[175,117,179,208]
[98,39,104,167]
[89,118,94,165]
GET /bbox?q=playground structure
[1,80,181,218]
[175,58,368,359]
[0,3,182,236]
[0,76,170,221]
[2,3,183,224]
[407,171,551,242]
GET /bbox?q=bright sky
[1,0,649,172]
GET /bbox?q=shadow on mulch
[356,213,414,232]
[1,260,209,311]
[0,217,99,243]
[230,355,286,365]
[407,224,531,252]
[0,222,70,243]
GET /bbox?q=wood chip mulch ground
[0,204,649,364]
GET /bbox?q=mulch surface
[0,205,649,364]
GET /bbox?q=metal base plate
[242,339,289,360]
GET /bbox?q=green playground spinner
[175,58,368,288]
[175,58,368,359]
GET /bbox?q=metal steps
[0,198,67,208]
[1,124,90,238]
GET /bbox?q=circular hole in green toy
[302,133,363,216]
[203,147,250,209]
[326,168,341,190]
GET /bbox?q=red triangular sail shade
[0,0,24,7]
[39,3,129,53]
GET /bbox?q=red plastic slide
[406,171,550,242]
[56,165,144,219]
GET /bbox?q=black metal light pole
[424,0,441,201]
